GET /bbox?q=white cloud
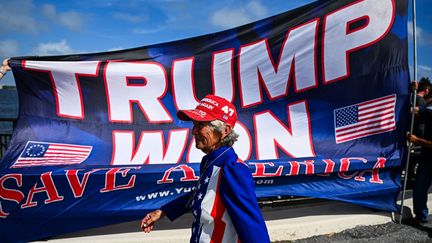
[59,11,86,31]
[0,1,87,34]
[419,65,432,72]
[112,12,148,24]
[419,65,432,80]
[247,0,268,17]
[32,40,75,56]
[0,39,20,86]
[413,65,432,80]
[408,21,432,45]
[42,4,56,18]
[211,0,268,29]
[133,26,166,35]
[0,40,19,57]
[42,4,87,31]
[0,0,42,34]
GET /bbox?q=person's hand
[407,133,418,144]
[0,58,11,79]
[411,80,418,91]
[141,209,165,233]
[2,58,11,72]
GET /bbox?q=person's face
[192,121,222,154]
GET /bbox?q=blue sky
[1,0,431,86]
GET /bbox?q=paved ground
[34,191,432,243]
[289,221,432,242]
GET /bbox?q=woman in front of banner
[141,95,270,243]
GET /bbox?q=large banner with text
[0,0,409,242]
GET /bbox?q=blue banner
[0,0,409,242]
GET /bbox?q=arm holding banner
[0,58,11,80]
[407,133,432,149]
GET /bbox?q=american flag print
[334,94,396,144]
[12,141,92,168]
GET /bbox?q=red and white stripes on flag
[12,141,92,168]
[334,94,396,143]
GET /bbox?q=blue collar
[203,146,231,162]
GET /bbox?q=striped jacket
[161,146,270,243]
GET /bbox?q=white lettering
[212,49,235,102]
[23,61,100,119]
[323,0,394,82]
[111,129,188,165]
[254,101,315,159]
[105,61,172,123]
[239,19,319,108]
[172,58,200,110]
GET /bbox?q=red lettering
[322,159,336,174]
[338,157,366,179]
[0,174,24,203]
[100,167,137,192]
[354,157,386,184]
[0,174,25,218]
[66,169,101,198]
[157,165,199,184]
[288,160,315,176]
[250,162,283,177]
[0,203,9,218]
[21,172,64,209]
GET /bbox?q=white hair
[209,120,239,146]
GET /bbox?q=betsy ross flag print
[12,141,92,168]
[334,94,396,144]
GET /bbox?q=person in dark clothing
[415,80,430,107]
[412,80,431,138]
[408,105,432,224]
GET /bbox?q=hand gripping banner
[0,0,409,242]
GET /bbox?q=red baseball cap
[177,94,237,127]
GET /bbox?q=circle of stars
[26,144,46,157]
